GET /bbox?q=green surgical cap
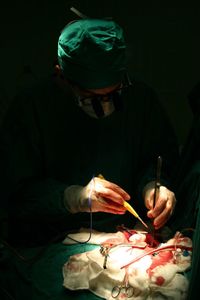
[58,19,127,89]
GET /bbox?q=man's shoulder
[128,76,157,99]
[15,76,55,98]
[128,75,156,92]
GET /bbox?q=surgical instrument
[153,156,162,209]
[112,273,134,298]
[151,156,162,242]
[98,174,148,229]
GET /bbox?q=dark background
[0,0,200,146]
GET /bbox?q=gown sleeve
[134,84,179,204]
[0,90,70,222]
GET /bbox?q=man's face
[74,83,122,118]
[54,65,129,118]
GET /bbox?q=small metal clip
[100,246,110,269]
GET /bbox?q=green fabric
[0,75,180,299]
[58,19,126,89]
[173,115,200,190]
[169,161,200,299]
[169,161,200,231]
[188,190,200,298]
[0,76,179,247]
[0,242,100,300]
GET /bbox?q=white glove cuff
[63,185,84,213]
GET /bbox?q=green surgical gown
[0,75,179,300]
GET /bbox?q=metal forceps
[111,274,134,298]
[153,156,162,209]
[151,156,162,243]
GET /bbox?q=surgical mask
[77,89,123,118]
[74,73,132,118]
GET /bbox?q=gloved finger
[147,193,167,219]
[146,185,174,217]
[94,177,130,204]
[95,177,130,199]
[144,189,155,210]
[92,197,127,214]
[150,196,175,229]
[153,202,172,229]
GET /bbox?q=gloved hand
[64,176,130,214]
[143,181,176,229]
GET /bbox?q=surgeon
[0,16,179,246]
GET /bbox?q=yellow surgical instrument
[98,174,148,228]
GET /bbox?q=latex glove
[64,176,130,214]
[143,181,176,229]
